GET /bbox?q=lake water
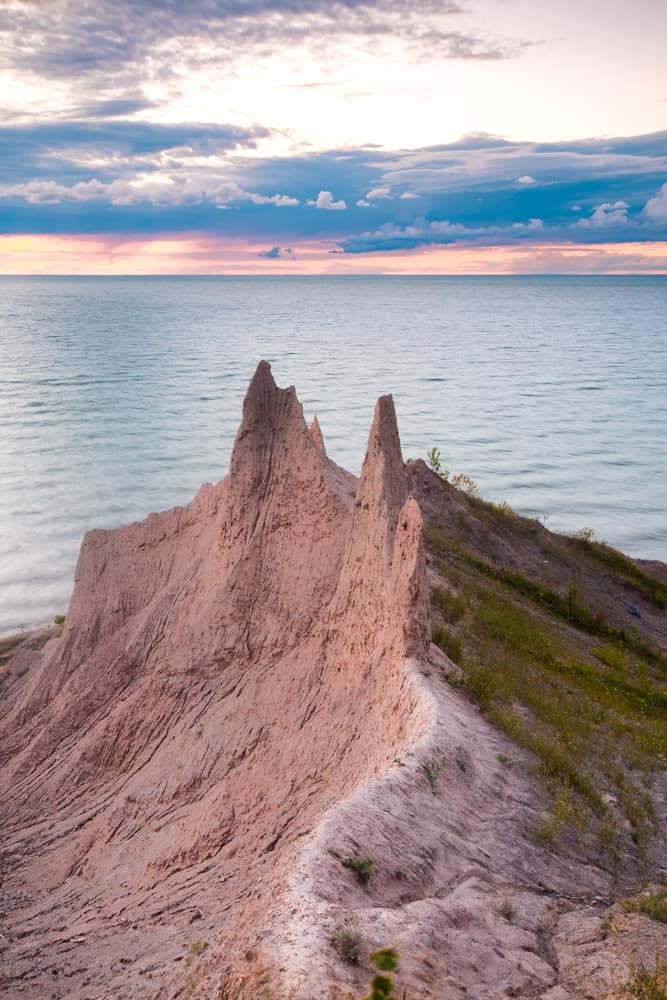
[1,275,665,636]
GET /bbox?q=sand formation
[0,363,664,1000]
[0,362,431,998]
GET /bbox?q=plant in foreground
[363,948,400,1000]
[420,760,441,795]
[622,960,667,1000]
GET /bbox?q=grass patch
[443,543,666,671]
[571,535,667,608]
[431,624,463,664]
[622,960,667,1000]
[425,519,664,850]
[622,885,667,924]
[431,585,466,623]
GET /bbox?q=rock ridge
[0,361,430,999]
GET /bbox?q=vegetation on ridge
[423,462,666,855]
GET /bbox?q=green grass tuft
[622,885,667,924]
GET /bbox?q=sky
[1,0,666,274]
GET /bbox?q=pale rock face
[0,361,430,999]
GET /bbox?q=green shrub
[341,856,375,885]
[53,614,65,626]
[331,924,364,963]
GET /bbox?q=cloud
[0,120,269,185]
[366,186,392,200]
[257,245,294,259]
[248,193,300,206]
[0,0,526,106]
[1,123,666,253]
[644,181,667,221]
[578,200,629,228]
[340,218,468,253]
[308,190,347,210]
[0,176,298,210]
[517,175,537,185]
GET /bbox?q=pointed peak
[310,415,326,454]
[370,394,400,454]
[229,361,304,484]
[247,359,278,397]
[352,392,408,557]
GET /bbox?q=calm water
[1,275,665,635]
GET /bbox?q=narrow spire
[310,415,326,454]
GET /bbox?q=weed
[331,924,364,964]
[622,885,667,924]
[195,722,204,738]
[53,614,65,626]
[341,856,375,885]
[451,472,478,496]
[496,899,515,922]
[497,753,512,767]
[420,760,441,795]
[599,914,614,939]
[394,868,405,880]
[622,960,667,1000]
[426,447,449,480]
[185,940,208,968]
[492,500,516,518]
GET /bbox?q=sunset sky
[1,0,666,274]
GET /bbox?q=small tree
[426,447,449,480]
